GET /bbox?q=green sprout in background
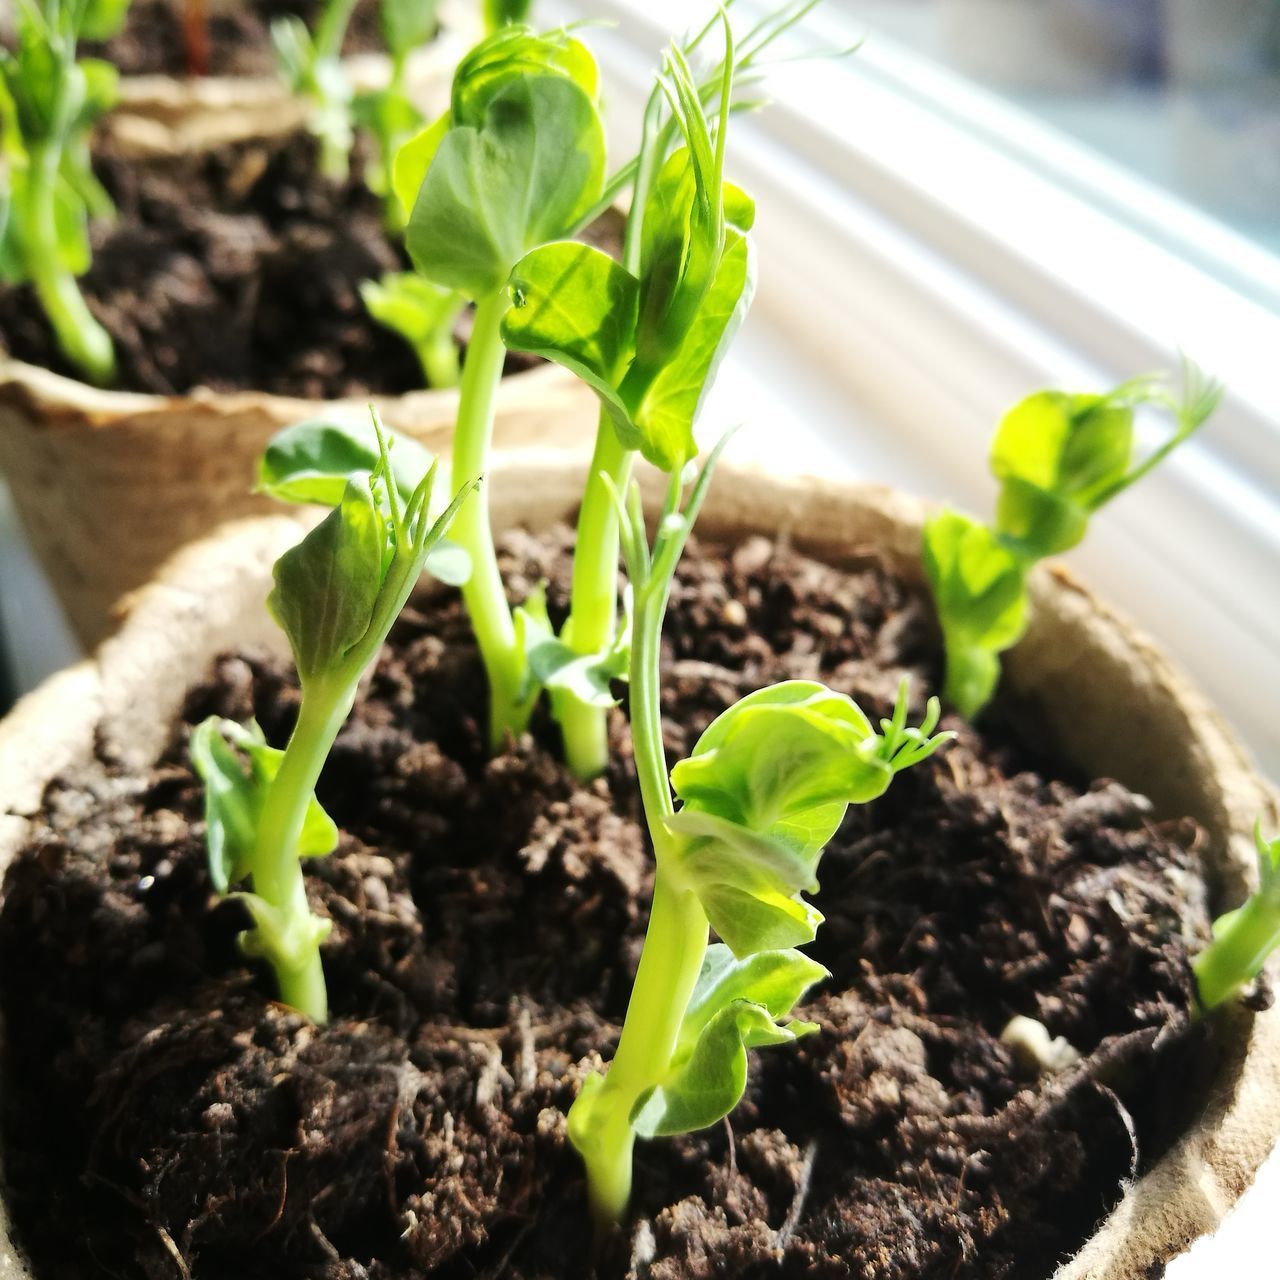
[565,442,953,1224]
[273,0,360,180]
[923,364,1222,719]
[191,413,473,1022]
[1194,822,1280,1013]
[0,0,125,385]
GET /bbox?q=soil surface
[83,0,387,79]
[0,532,1220,1280]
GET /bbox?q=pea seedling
[923,365,1222,718]
[1193,822,1280,1012]
[398,23,609,746]
[566,442,953,1223]
[502,0,835,779]
[273,0,360,180]
[192,413,473,1022]
[0,0,124,385]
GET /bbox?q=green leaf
[990,391,1133,556]
[922,509,1028,718]
[391,111,450,224]
[268,479,385,685]
[235,890,333,971]
[675,943,827,1062]
[258,416,436,509]
[405,73,605,297]
[667,680,947,957]
[502,240,639,410]
[79,0,132,41]
[359,272,465,386]
[190,718,338,895]
[632,996,818,1138]
[451,27,599,126]
[622,228,755,471]
[379,0,439,59]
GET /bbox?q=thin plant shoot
[566,444,953,1223]
[923,364,1222,718]
[192,412,474,1022]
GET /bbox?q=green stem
[1192,897,1280,1013]
[251,680,353,1023]
[453,289,528,748]
[315,0,359,58]
[575,587,709,1224]
[25,143,115,386]
[554,418,632,778]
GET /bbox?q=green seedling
[354,0,439,231]
[500,14,757,779]
[0,0,125,385]
[502,1,839,780]
[360,272,465,388]
[192,412,474,1022]
[273,0,360,180]
[565,442,953,1224]
[396,23,608,747]
[1193,822,1280,1012]
[923,365,1222,718]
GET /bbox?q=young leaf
[190,718,339,894]
[258,415,437,507]
[405,73,605,297]
[921,510,1027,719]
[1193,822,1280,1012]
[502,240,639,417]
[631,999,817,1138]
[665,680,950,956]
[268,478,384,686]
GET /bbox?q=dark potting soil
[0,130,570,399]
[0,532,1219,1280]
[82,0,387,79]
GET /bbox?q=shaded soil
[0,532,1220,1280]
[82,0,388,79]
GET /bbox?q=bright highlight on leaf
[0,0,120,384]
[924,363,1222,718]
[1193,822,1280,1012]
[192,410,475,1023]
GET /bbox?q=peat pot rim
[0,450,1276,1280]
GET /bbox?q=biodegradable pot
[0,452,1277,1278]
[0,361,599,650]
[101,0,478,160]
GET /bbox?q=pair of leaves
[261,415,472,685]
[400,29,605,299]
[502,213,755,473]
[924,369,1220,719]
[666,680,951,957]
[631,945,825,1137]
[189,717,338,895]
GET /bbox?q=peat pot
[0,361,596,651]
[0,454,1276,1278]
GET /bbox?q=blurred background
[4,0,1279,780]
